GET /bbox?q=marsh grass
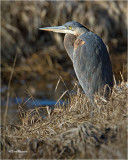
[1,1,127,159]
[1,76,127,159]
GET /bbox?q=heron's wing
[73,32,113,98]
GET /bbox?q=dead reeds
[1,79,127,159]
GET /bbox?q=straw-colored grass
[1,78,127,159]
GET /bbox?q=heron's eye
[68,26,72,30]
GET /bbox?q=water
[1,53,127,124]
[1,78,75,124]
[1,95,65,124]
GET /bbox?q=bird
[39,21,113,106]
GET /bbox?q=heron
[39,21,113,112]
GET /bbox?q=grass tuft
[1,80,127,159]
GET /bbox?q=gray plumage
[40,21,113,104]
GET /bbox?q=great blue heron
[39,21,113,105]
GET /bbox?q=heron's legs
[90,102,97,122]
[91,105,93,121]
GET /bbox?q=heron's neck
[75,27,89,36]
[64,34,77,61]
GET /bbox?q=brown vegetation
[1,1,127,82]
[1,2,127,159]
[1,79,127,159]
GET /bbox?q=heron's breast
[74,39,85,50]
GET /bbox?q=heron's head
[39,21,89,36]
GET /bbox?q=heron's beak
[39,26,74,34]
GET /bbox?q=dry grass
[1,1,127,62]
[1,1,127,159]
[1,79,127,159]
[1,1,127,85]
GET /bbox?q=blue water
[1,83,70,123]
[1,96,65,123]
[1,97,64,108]
[15,97,64,106]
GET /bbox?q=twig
[55,90,68,106]
[3,50,17,154]
[3,51,17,126]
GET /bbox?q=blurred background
[1,1,127,123]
